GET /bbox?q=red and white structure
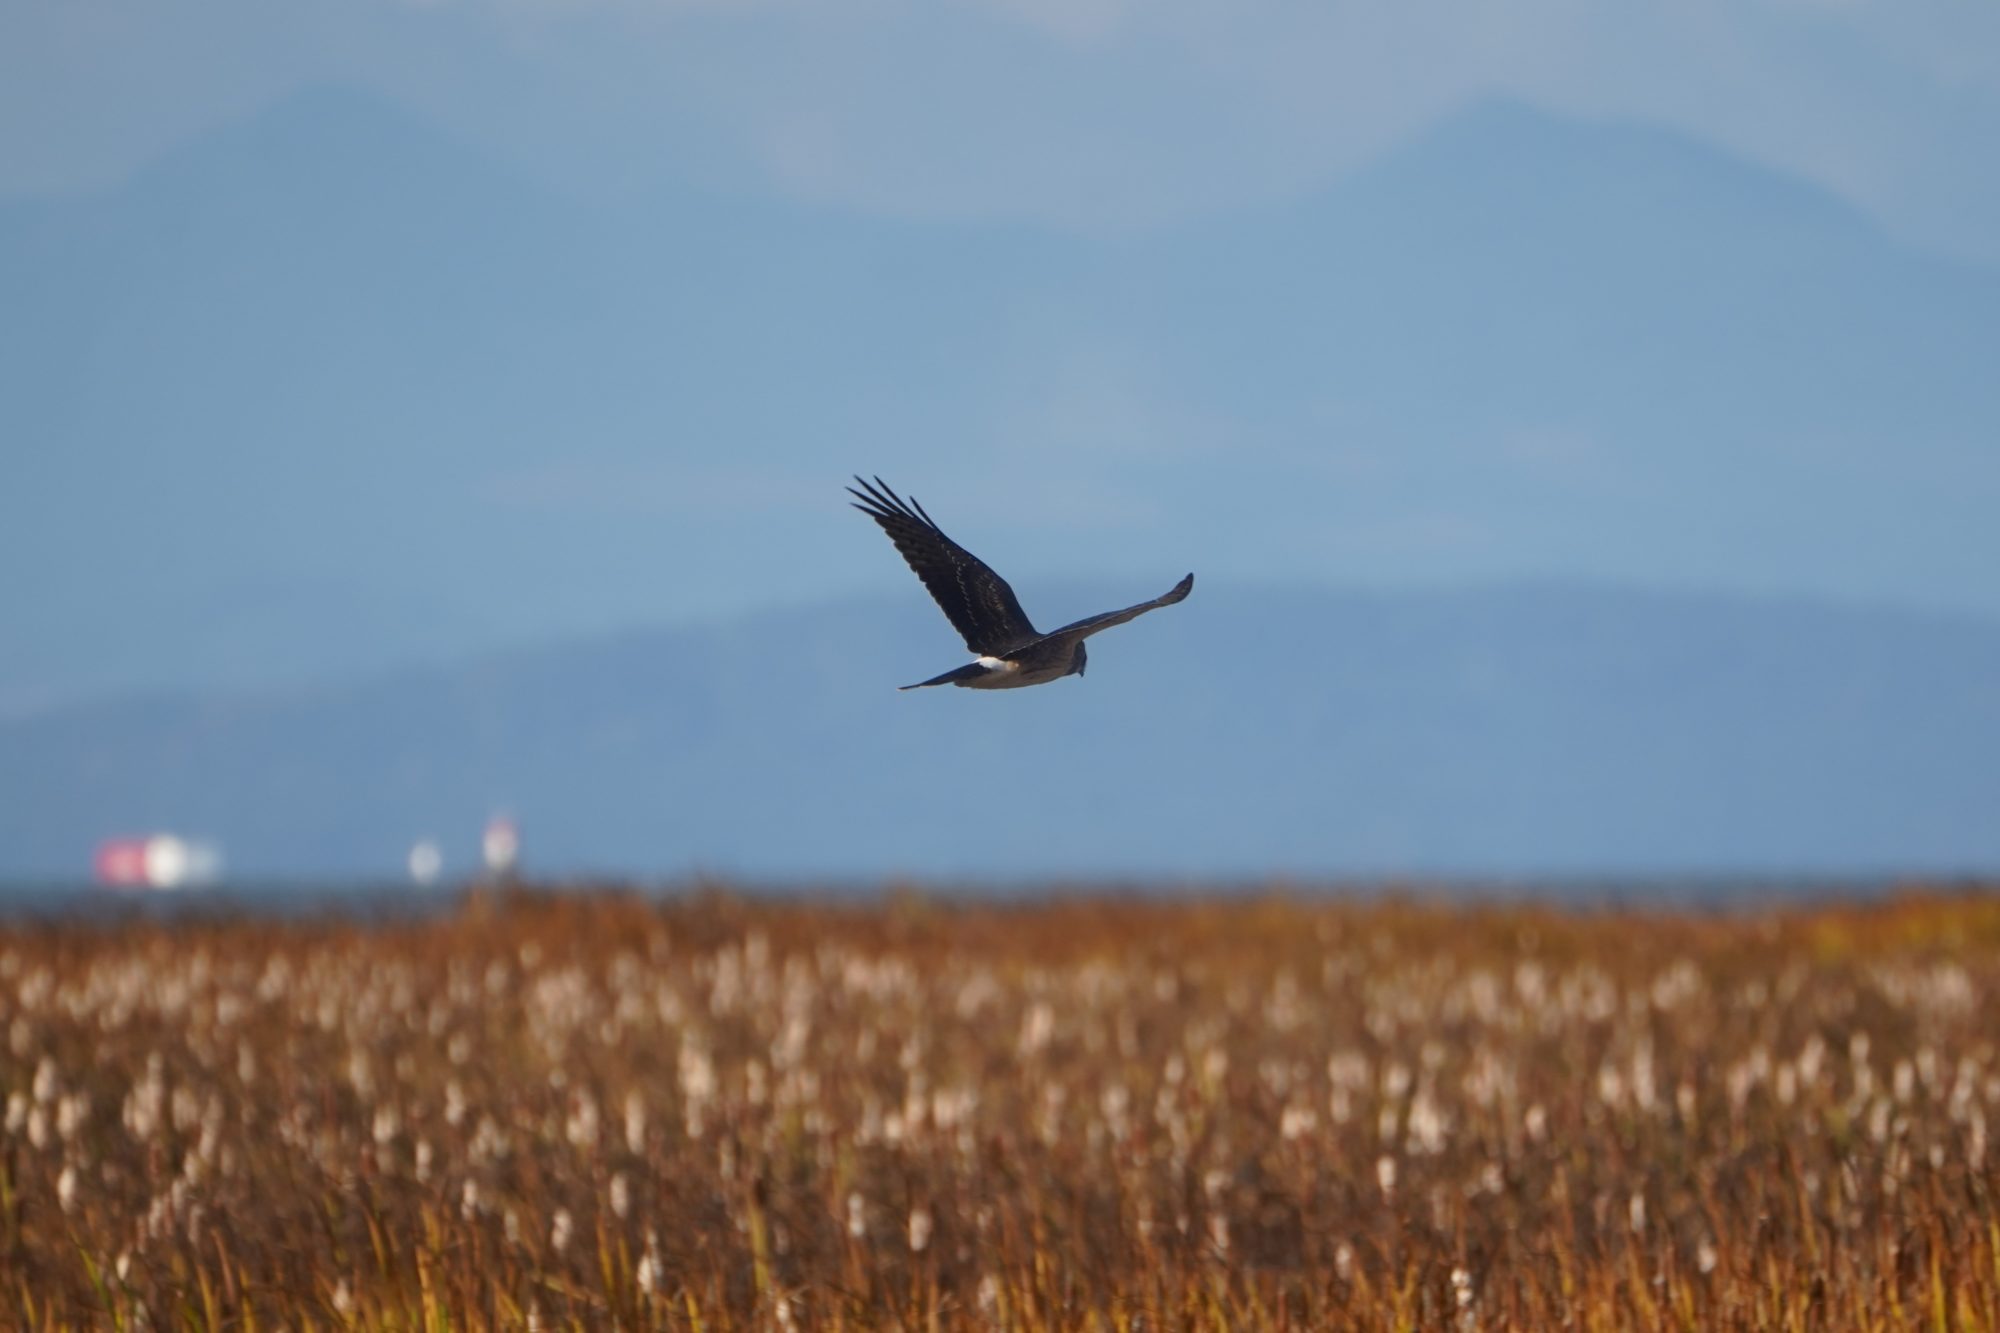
[93,835,223,890]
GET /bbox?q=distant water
[0,880,469,925]
[0,874,1957,925]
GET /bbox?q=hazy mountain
[5,89,1998,712]
[4,583,1996,882]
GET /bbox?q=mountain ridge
[4,579,1995,883]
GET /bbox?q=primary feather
[847,476,1039,655]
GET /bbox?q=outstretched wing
[1045,573,1194,642]
[848,475,1039,655]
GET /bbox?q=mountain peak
[1353,95,1881,250]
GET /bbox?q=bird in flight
[848,475,1194,691]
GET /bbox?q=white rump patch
[976,656,1018,673]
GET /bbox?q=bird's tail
[900,662,990,691]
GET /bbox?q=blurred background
[3,1,1997,888]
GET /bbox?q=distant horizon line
[2,869,1995,921]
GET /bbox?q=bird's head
[1070,643,1088,678]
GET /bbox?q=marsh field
[4,887,1999,1330]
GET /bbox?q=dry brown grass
[4,885,2000,1330]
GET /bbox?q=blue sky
[5,0,2000,263]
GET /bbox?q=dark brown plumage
[848,475,1193,691]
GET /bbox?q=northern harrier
[849,475,1194,690]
